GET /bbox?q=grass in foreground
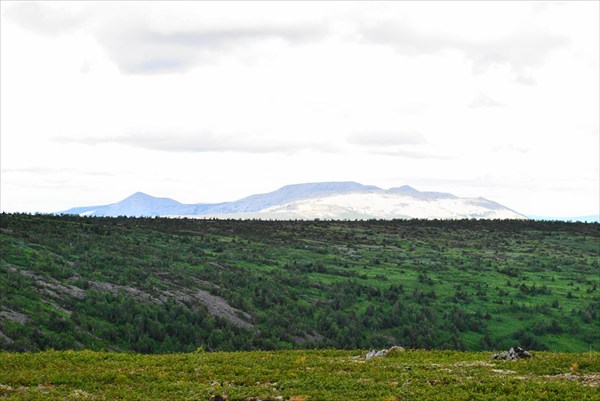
[0,349,599,400]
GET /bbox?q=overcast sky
[1,1,598,216]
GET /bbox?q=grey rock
[491,346,532,360]
[364,345,405,360]
[365,349,377,360]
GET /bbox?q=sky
[1,1,598,217]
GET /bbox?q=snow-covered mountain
[260,192,524,220]
[195,181,380,214]
[60,182,528,220]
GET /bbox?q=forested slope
[1,214,598,353]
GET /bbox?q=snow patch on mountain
[262,192,526,220]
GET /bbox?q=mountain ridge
[60,181,528,219]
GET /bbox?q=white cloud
[54,132,339,154]
[469,94,503,109]
[348,131,426,147]
[360,19,570,85]
[4,2,331,74]
[95,23,329,74]
[3,1,88,35]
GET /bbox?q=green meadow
[1,349,599,400]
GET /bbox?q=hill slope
[1,214,598,353]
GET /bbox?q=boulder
[364,346,405,360]
[491,347,532,361]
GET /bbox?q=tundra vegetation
[1,349,599,400]
[1,213,598,353]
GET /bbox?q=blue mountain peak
[126,192,155,200]
[389,185,420,193]
[60,181,524,218]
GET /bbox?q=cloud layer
[360,20,570,84]
[4,2,570,78]
[1,1,598,216]
[54,132,338,154]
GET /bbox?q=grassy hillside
[1,349,599,400]
[1,213,598,352]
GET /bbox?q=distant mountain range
[60,182,530,220]
[528,215,599,223]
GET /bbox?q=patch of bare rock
[6,265,255,331]
[8,266,84,299]
[0,308,29,324]
[190,289,254,330]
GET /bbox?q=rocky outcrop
[8,265,254,331]
[92,282,255,330]
[364,346,405,360]
[191,289,254,330]
[491,347,532,361]
[0,308,29,324]
[8,266,85,300]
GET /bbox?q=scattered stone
[364,346,405,360]
[453,361,494,367]
[492,369,517,374]
[69,389,92,398]
[242,397,287,401]
[491,347,532,361]
[543,373,600,387]
[365,349,385,359]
